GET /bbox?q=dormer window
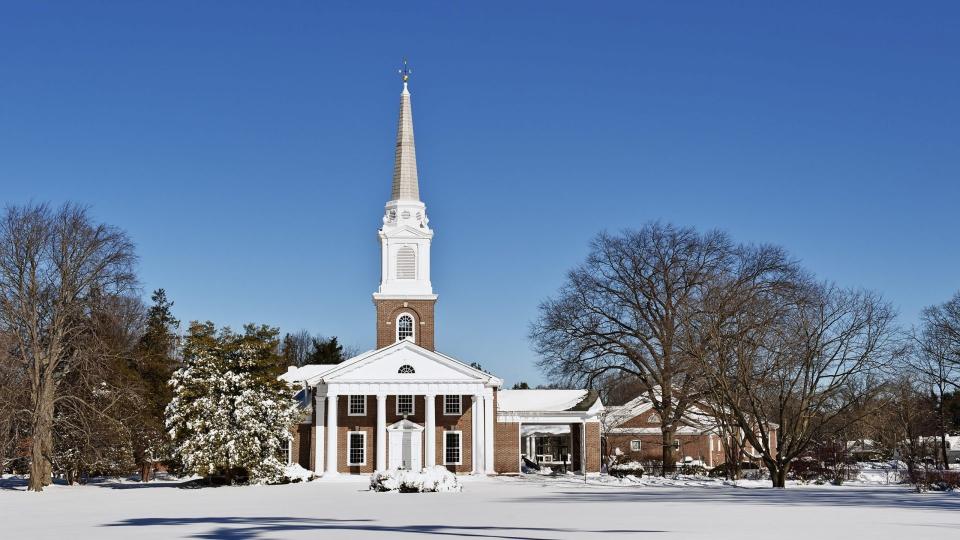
[397,314,414,342]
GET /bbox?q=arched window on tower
[396,247,416,280]
[397,314,414,342]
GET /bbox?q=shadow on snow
[101,516,664,539]
[503,485,960,512]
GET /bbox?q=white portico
[283,339,502,476]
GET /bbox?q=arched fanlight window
[397,314,414,342]
[396,247,416,280]
[398,364,415,374]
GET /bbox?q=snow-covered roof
[498,390,596,412]
[279,363,344,385]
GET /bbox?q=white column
[424,394,436,467]
[376,394,387,471]
[483,392,495,474]
[580,421,587,474]
[471,394,481,474]
[314,392,325,473]
[325,394,338,475]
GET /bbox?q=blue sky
[2,2,958,386]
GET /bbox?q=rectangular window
[443,395,462,415]
[348,431,366,466]
[348,395,366,416]
[444,431,462,465]
[397,394,414,415]
[278,437,292,464]
[672,440,681,450]
[630,440,641,452]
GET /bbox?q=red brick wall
[494,421,520,473]
[294,424,314,470]
[337,396,377,474]
[434,395,474,474]
[585,422,601,473]
[375,299,436,350]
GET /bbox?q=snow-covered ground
[1,473,957,539]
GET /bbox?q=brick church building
[281,69,604,476]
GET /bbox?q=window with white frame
[348,431,366,466]
[278,436,292,464]
[444,431,462,465]
[630,440,641,452]
[443,395,461,415]
[397,394,414,415]
[348,395,366,416]
[672,440,681,450]
[397,314,414,342]
[398,364,415,374]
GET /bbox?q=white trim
[396,312,415,343]
[348,395,367,416]
[347,431,367,466]
[280,433,293,465]
[630,439,641,452]
[443,394,462,416]
[443,430,463,465]
[396,394,415,416]
[316,339,502,387]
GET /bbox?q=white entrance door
[388,429,422,470]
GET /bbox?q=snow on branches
[166,322,298,484]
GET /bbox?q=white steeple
[374,61,436,301]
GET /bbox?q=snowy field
[2,474,958,540]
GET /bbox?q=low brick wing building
[604,394,777,469]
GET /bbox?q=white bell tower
[372,60,438,351]
[374,64,436,300]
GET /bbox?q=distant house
[603,394,777,468]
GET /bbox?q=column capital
[376,393,387,400]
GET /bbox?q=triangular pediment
[387,419,423,431]
[320,340,499,384]
[380,223,433,239]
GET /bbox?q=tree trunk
[771,465,787,488]
[140,462,152,483]
[661,426,676,476]
[28,380,55,492]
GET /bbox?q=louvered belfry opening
[396,247,416,279]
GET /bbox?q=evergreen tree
[512,381,530,390]
[165,322,298,484]
[130,289,180,480]
[309,336,346,364]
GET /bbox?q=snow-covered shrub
[677,463,708,476]
[271,464,317,484]
[608,461,645,478]
[370,466,462,493]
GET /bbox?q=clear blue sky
[2,2,958,386]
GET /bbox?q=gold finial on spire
[398,57,412,83]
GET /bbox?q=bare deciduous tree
[0,203,137,491]
[531,223,733,473]
[911,295,960,468]
[701,279,896,487]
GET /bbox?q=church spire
[391,59,419,201]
